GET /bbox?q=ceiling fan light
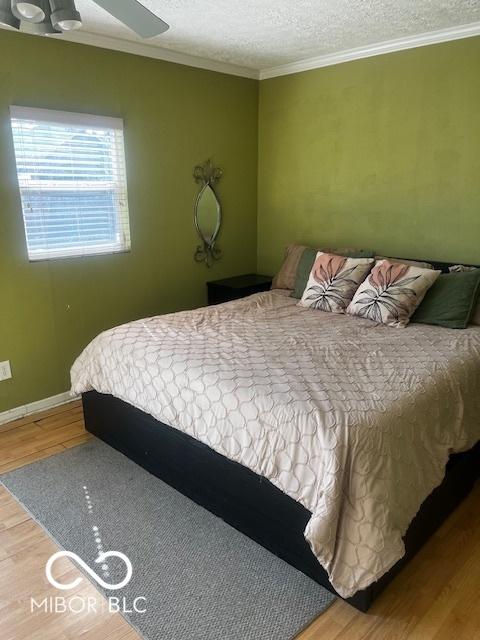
[49,0,81,31]
[57,18,80,30]
[0,0,20,29]
[11,1,45,22]
[19,0,58,33]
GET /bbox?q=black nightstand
[207,273,273,305]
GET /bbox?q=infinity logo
[46,551,133,591]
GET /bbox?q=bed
[71,259,480,612]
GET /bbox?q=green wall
[0,31,258,412]
[258,37,480,276]
[2,32,479,413]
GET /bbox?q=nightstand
[207,273,273,305]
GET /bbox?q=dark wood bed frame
[82,257,480,612]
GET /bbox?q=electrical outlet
[0,361,12,382]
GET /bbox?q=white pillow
[298,252,373,313]
[347,259,440,328]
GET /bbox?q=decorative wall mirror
[193,159,223,267]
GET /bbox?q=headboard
[394,258,479,273]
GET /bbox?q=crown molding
[2,20,479,81]
[53,30,260,79]
[259,22,480,80]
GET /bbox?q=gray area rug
[1,439,335,640]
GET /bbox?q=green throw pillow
[412,269,480,329]
[292,248,375,299]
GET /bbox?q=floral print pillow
[298,252,374,313]
[347,260,440,327]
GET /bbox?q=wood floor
[0,401,479,640]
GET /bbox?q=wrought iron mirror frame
[193,159,223,267]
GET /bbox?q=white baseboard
[0,391,80,426]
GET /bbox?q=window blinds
[10,106,131,261]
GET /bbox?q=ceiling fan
[0,0,169,37]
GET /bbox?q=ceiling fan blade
[93,0,169,38]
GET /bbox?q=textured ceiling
[74,0,480,68]
[57,1,480,69]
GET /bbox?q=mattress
[71,290,480,597]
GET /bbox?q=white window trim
[10,105,124,131]
[10,106,131,262]
[27,242,130,262]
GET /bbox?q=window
[10,106,131,261]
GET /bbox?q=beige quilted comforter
[71,290,480,597]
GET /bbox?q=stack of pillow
[273,244,480,329]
